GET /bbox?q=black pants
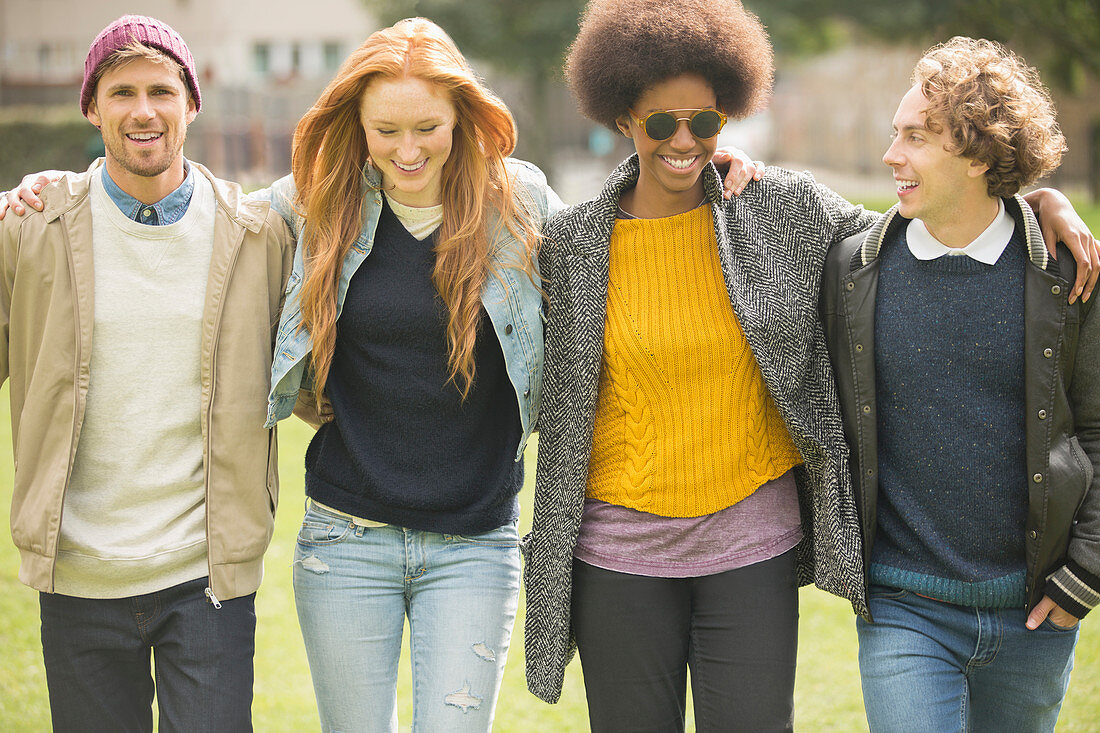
[571,550,799,733]
[39,576,256,733]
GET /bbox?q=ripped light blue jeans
[292,501,521,733]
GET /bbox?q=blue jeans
[857,586,1078,733]
[292,501,521,733]
[38,576,256,733]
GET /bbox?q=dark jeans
[572,550,799,733]
[39,576,256,733]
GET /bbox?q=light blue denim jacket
[261,158,563,461]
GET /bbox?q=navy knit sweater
[870,225,1029,608]
[304,202,522,534]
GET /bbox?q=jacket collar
[597,154,725,210]
[576,154,723,257]
[363,160,384,190]
[40,158,269,234]
[857,194,1048,271]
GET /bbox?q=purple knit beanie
[81,15,201,114]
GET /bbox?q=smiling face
[883,85,992,241]
[616,73,719,218]
[86,55,196,202]
[359,76,457,208]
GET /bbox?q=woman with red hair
[259,17,768,729]
[263,18,554,732]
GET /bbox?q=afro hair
[566,0,774,130]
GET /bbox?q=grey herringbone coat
[523,155,876,703]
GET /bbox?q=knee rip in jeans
[471,642,496,662]
[294,555,330,573]
[441,642,496,712]
[444,681,482,713]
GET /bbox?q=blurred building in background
[768,44,1100,201]
[0,1,1096,200]
[0,0,377,186]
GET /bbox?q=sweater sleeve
[814,180,880,244]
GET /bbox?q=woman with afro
[523,2,874,729]
[521,0,1093,730]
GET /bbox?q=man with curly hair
[822,37,1100,732]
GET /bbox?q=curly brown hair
[565,0,773,130]
[914,37,1066,197]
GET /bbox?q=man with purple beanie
[0,15,293,732]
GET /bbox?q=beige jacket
[0,160,294,601]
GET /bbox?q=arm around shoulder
[251,174,302,239]
[810,176,879,244]
[261,202,296,297]
[753,167,878,249]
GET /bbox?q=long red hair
[291,18,540,402]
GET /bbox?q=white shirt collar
[905,199,1015,265]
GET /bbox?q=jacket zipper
[202,219,247,605]
[54,210,91,592]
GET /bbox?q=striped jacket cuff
[1044,560,1100,619]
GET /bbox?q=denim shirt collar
[100,159,195,225]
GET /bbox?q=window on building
[253,43,271,75]
[323,42,342,72]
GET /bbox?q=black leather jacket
[821,196,1100,619]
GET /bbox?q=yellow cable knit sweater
[586,204,803,517]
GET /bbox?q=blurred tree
[753,0,1100,91]
[365,0,587,174]
[753,0,1100,197]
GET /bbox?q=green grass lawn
[2,199,1099,731]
